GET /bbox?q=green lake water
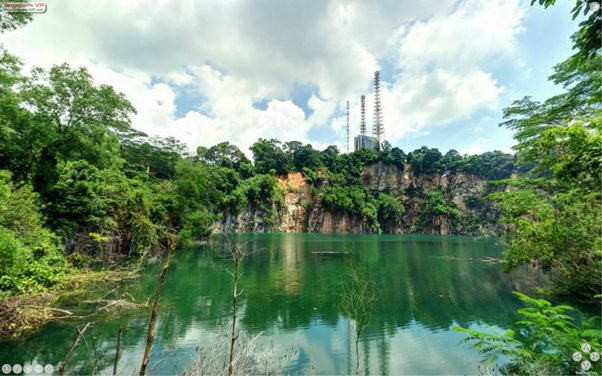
[1,233,533,375]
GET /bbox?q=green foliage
[250,138,291,175]
[378,146,406,170]
[0,0,32,32]
[417,190,459,231]
[49,161,177,257]
[491,188,601,298]
[490,0,602,300]
[454,292,601,375]
[407,146,515,180]
[419,190,458,217]
[408,147,443,174]
[122,135,189,179]
[175,159,241,211]
[179,209,215,249]
[321,186,381,233]
[322,186,367,216]
[235,173,284,211]
[463,194,484,210]
[457,151,515,180]
[290,144,323,172]
[0,170,69,294]
[197,141,251,176]
[376,194,405,232]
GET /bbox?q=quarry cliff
[212,162,506,236]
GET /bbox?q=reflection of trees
[0,234,530,375]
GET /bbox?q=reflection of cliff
[213,163,505,236]
[168,234,523,335]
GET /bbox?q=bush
[377,194,405,232]
[322,186,367,215]
[454,292,601,376]
[0,171,70,294]
[179,209,215,249]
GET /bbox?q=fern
[454,292,601,375]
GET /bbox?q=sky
[3,0,579,156]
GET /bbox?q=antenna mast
[346,101,350,153]
[372,71,384,146]
[360,95,366,136]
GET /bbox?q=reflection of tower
[346,101,350,154]
[372,71,384,146]
[360,95,366,136]
[378,336,390,376]
[347,319,352,376]
[363,339,371,375]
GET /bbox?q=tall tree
[21,64,136,191]
[491,0,601,299]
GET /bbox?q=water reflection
[1,234,529,375]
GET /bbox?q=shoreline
[0,267,142,340]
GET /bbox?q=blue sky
[5,0,579,156]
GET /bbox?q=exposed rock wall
[212,164,505,236]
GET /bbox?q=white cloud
[333,0,526,145]
[461,137,489,155]
[2,0,528,154]
[307,94,337,125]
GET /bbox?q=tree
[490,0,601,299]
[377,194,405,233]
[0,170,68,294]
[16,64,136,193]
[408,147,443,174]
[0,0,32,32]
[291,144,323,172]
[459,151,514,180]
[121,136,188,179]
[249,138,291,175]
[340,255,379,375]
[197,141,250,172]
[454,292,601,375]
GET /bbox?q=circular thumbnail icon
[573,352,583,361]
[591,352,600,362]
[2,365,11,374]
[582,360,592,370]
[23,365,33,374]
[33,364,43,374]
[44,365,54,374]
[590,2,600,12]
[12,364,22,374]
[582,343,592,353]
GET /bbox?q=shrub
[454,292,601,376]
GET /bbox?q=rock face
[212,164,505,236]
